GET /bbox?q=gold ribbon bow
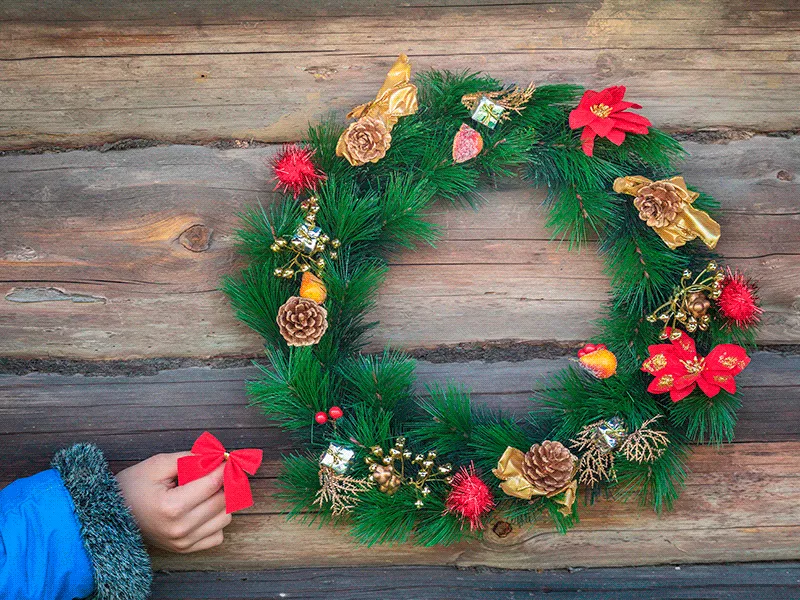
[345,54,418,128]
[492,447,577,517]
[335,55,419,167]
[613,175,721,250]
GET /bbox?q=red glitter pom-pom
[717,267,762,329]
[270,144,325,198]
[444,462,495,531]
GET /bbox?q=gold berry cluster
[365,437,453,508]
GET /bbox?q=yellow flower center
[679,356,705,375]
[590,103,612,118]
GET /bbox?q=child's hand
[115,452,233,553]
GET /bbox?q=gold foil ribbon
[346,54,419,128]
[613,175,721,250]
[492,446,577,517]
[335,54,419,167]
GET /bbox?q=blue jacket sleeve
[0,469,95,599]
[0,445,152,600]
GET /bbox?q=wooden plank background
[2,353,799,571]
[1,0,799,585]
[1,136,798,358]
[149,563,800,599]
[1,0,800,149]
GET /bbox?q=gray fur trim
[52,443,152,600]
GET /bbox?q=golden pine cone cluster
[371,464,402,495]
[633,181,683,228]
[522,440,577,495]
[276,296,328,346]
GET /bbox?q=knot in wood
[492,520,513,538]
[179,224,213,252]
[777,169,794,181]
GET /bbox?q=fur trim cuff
[52,443,152,600]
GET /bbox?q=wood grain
[156,441,800,570]
[1,136,797,359]
[2,1,800,149]
[0,358,798,569]
[150,563,800,600]
[1,352,797,477]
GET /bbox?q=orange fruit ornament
[299,271,327,304]
[577,343,617,379]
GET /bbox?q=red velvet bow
[177,432,263,514]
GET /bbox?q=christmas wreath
[224,55,762,544]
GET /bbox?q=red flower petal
[613,111,652,126]
[668,329,697,360]
[594,88,615,106]
[612,121,650,136]
[589,116,615,137]
[705,344,750,375]
[696,376,722,398]
[569,107,596,129]
[605,128,627,145]
[648,375,675,394]
[702,372,737,395]
[580,127,597,156]
[611,101,642,113]
[607,85,627,104]
[642,347,682,375]
[670,383,696,402]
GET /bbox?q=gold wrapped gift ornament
[613,175,720,250]
[336,54,419,166]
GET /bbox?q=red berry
[328,406,344,420]
[596,343,606,351]
[578,343,596,358]
[314,411,328,425]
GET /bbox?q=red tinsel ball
[314,411,329,425]
[717,267,762,329]
[328,406,343,420]
[444,462,495,531]
[270,144,325,198]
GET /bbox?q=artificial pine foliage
[224,65,761,547]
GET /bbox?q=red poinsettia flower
[568,86,652,157]
[641,328,750,402]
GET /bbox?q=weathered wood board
[150,563,800,600]
[2,352,798,570]
[2,1,800,149]
[1,136,798,360]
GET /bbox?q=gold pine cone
[337,116,392,166]
[683,291,711,318]
[633,181,683,228]
[276,296,328,346]
[522,440,577,495]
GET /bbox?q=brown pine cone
[522,440,577,495]
[633,181,683,228]
[338,116,392,166]
[276,296,328,346]
[683,291,711,318]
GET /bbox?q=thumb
[150,451,193,483]
[169,463,226,509]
